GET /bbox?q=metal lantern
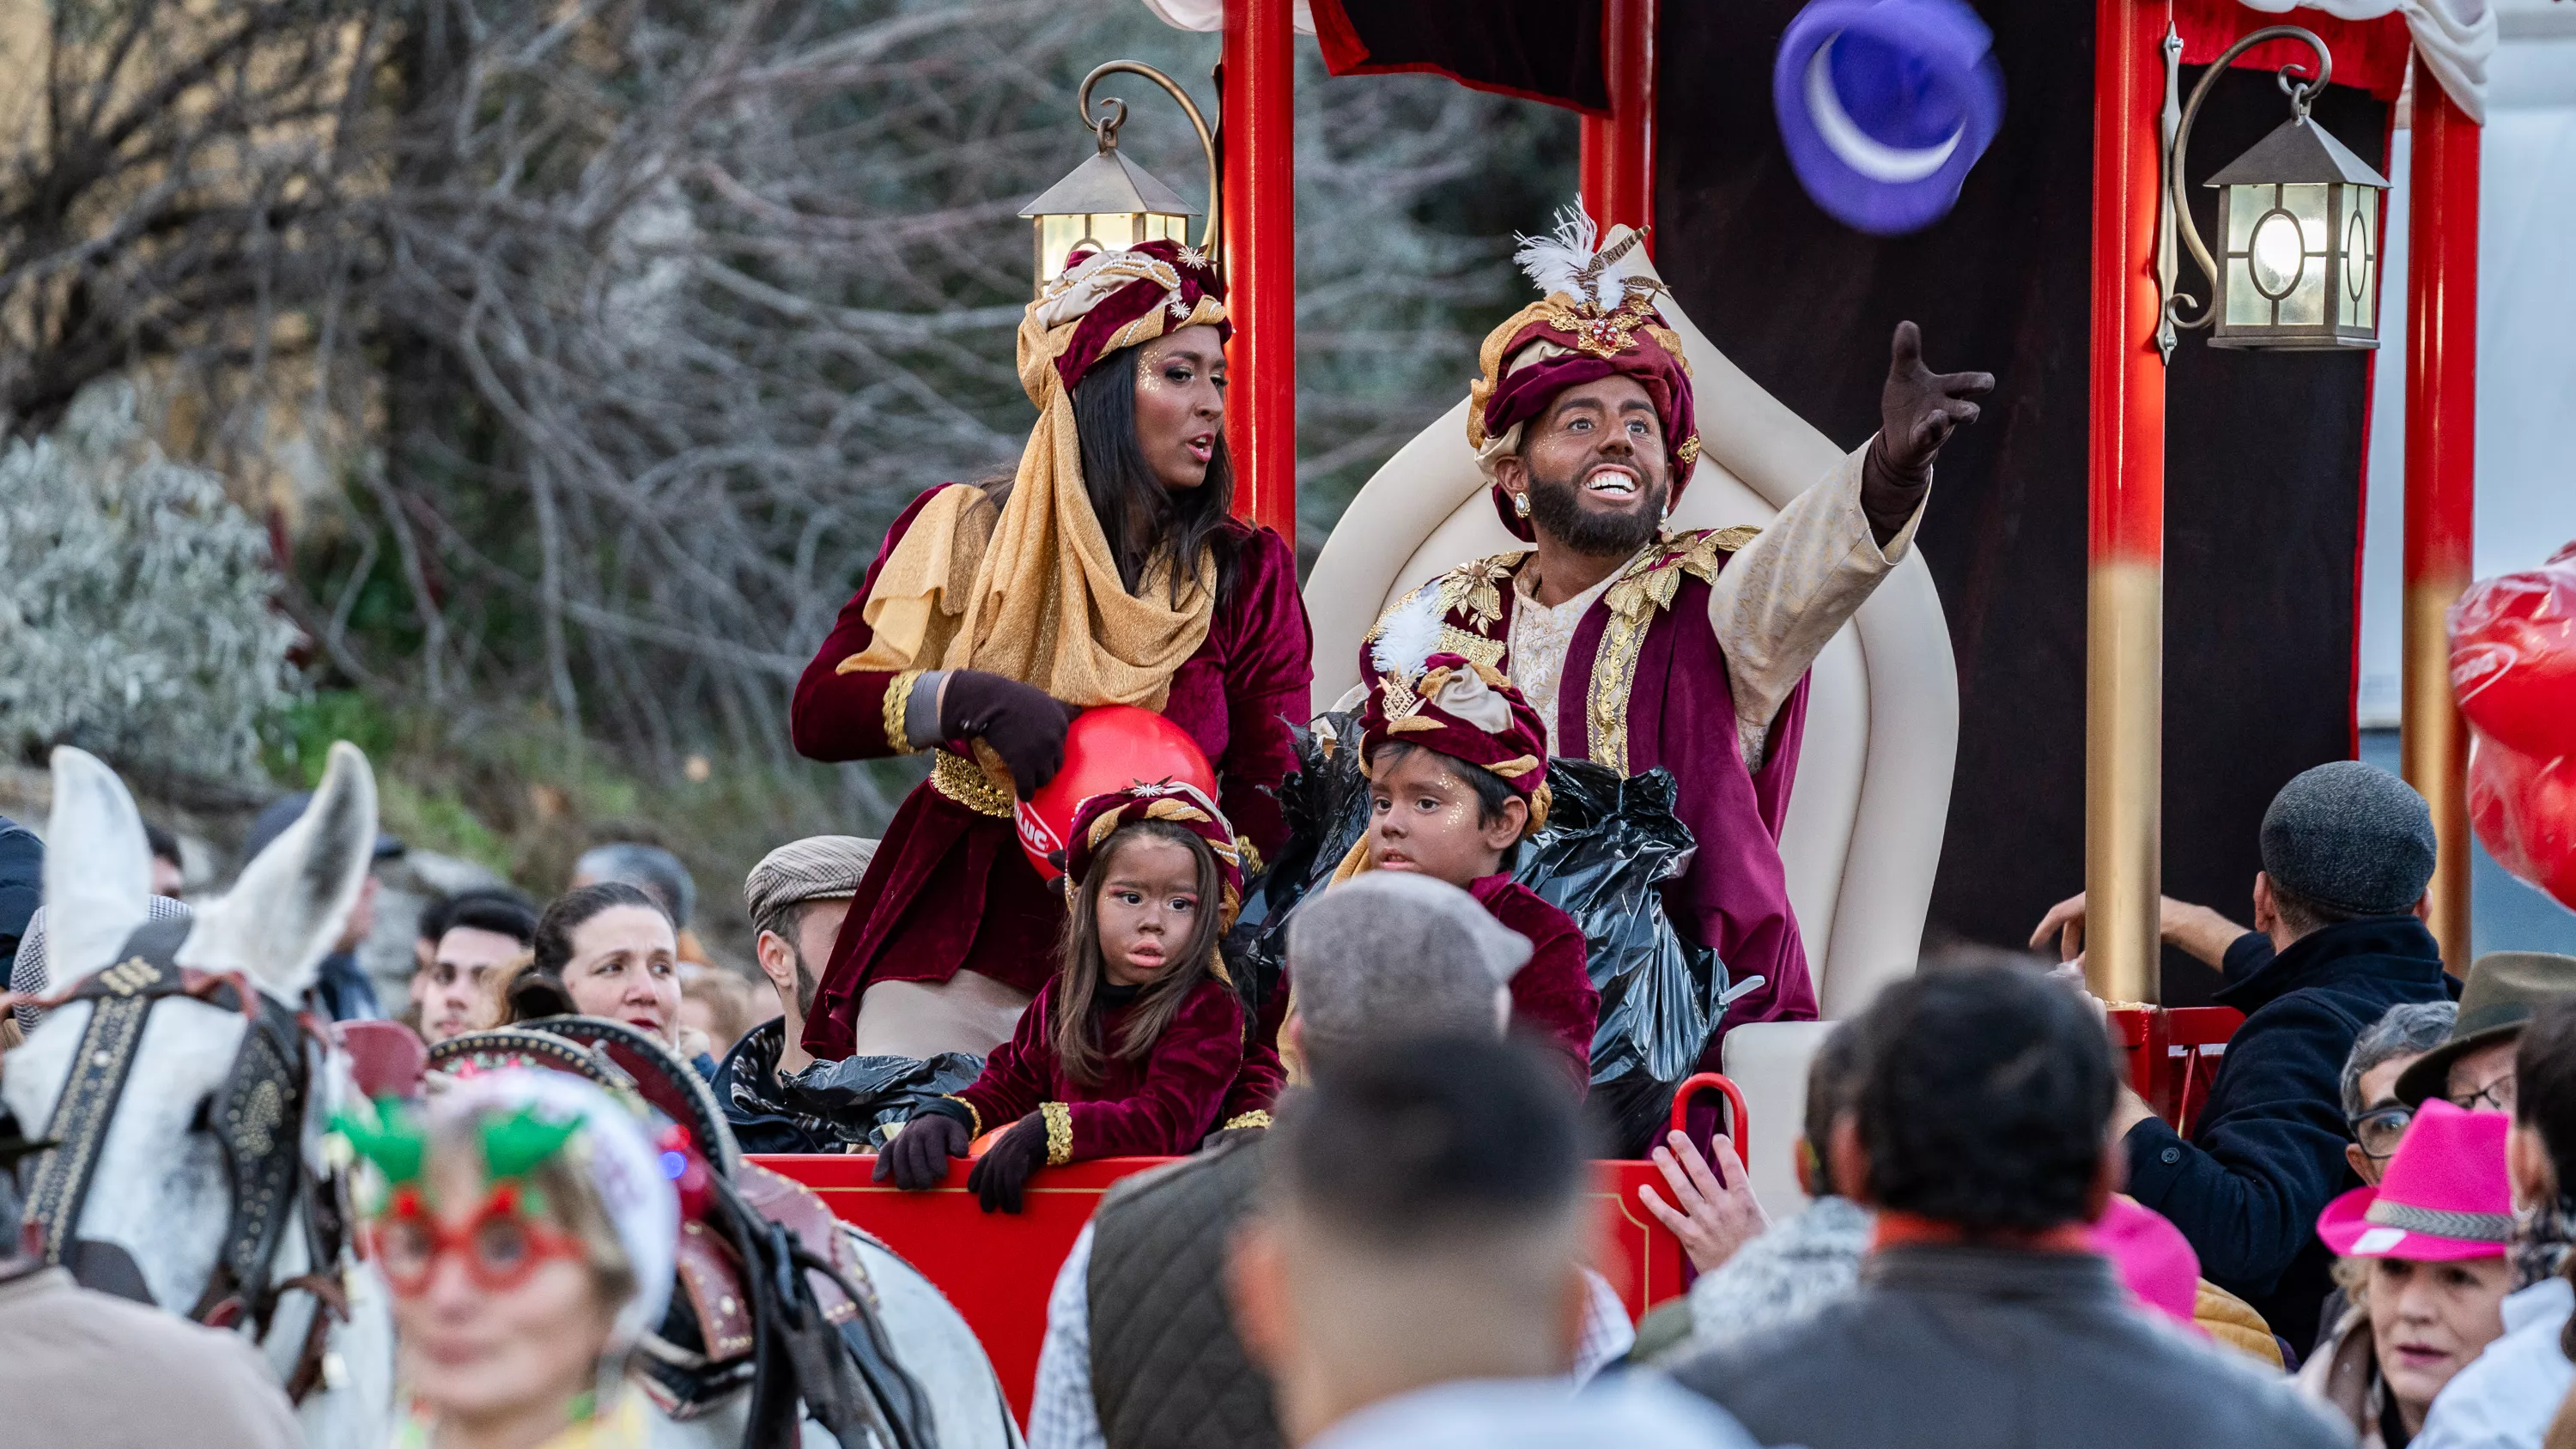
[2155,25,2390,358]
[1019,63,1220,295]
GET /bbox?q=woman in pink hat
[2302,1100,2518,1446]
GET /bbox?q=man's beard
[792,952,818,1020]
[1524,462,1667,559]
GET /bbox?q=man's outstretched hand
[1874,320,1994,482]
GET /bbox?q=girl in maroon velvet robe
[790,242,1311,1064]
[877,783,1249,1211]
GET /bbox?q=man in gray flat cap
[1025,872,1637,1449]
[2100,761,2455,1349]
[714,835,878,1153]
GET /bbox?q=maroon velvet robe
[951,974,1246,1160]
[791,483,1313,1061]
[1408,533,1820,1062]
[1471,872,1599,1088]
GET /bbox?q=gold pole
[2404,582,2470,970]
[2087,561,2164,1004]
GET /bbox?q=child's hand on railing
[969,1113,1053,1214]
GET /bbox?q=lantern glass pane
[2342,190,2379,331]
[1140,212,1189,246]
[2226,185,2264,252]
[2284,183,2330,253]
[2227,250,2269,327]
[2279,252,2327,326]
[1037,214,1093,280]
[2249,210,2305,300]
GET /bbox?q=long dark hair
[1054,820,1226,1087]
[1070,341,1242,605]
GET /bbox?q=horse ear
[41,747,155,985]
[179,742,379,997]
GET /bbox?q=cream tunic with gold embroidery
[1394,441,1923,774]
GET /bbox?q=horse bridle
[15,915,351,1399]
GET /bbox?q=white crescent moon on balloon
[1806,34,1964,185]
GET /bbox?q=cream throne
[1303,274,1959,1216]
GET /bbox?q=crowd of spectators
[15,752,2576,1448]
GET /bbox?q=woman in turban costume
[791,240,1311,1064]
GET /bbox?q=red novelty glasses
[368,1183,584,1296]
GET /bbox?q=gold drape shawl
[840,251,1228,712]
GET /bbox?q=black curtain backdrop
[1654,3,2386,1002]
[1314,0,1608,112]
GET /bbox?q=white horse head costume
[3,742,395,1448]
[3,743,1016,1449]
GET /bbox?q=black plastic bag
[781,1052,985,1151]
[1230,713,1728,1156]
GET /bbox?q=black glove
[1863,321,1996,540]
[873,1111,969,1191]
[966,1112,1051,1215]
[938,670,1074,796]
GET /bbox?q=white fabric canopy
[1138,0,1315,33]
[2238,0,2496,120]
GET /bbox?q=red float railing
[755,1075,1743,1423]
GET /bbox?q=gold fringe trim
[938,1094,982,1140]
[1221,1112,1273,1131]
[1041,1101,1073,1167]
[931,751,1013,818]
[882,670,923,755]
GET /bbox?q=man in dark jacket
[1667,961,2345,1449]
[2116,761,2452,1349]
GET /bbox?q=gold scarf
[840,252,1226,712]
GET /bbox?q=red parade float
[756,0,2502,1426]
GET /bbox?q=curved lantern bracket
[1076,61,1222,272]
[2155,25,2334,361]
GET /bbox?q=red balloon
[2470,735,2576,912]
[1014,706,1217,881]
[2451,542,2576,761]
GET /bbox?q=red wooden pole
[1222,0,1297,543]
[2083,0,2167,1006]
[2403,69,2480,973]
[1579,0,1657,246]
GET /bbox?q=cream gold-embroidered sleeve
[1705,440,1925,770]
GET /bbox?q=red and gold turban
[1467,213,1700,543]
[1064,779,1247,929]
[1355,592,1553,835]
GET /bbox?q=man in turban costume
[1365,211,1991,1048]
[791,240,1311,1064]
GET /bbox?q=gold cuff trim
[938,1094,981,1140]
[883,670,924,755]
[931,750,1013,818]
[1041,1101,1073,1166]
[1221,1112,1273,1131]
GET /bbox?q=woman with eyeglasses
[2302,1100,2516,1448]
[343,1069,679,1449]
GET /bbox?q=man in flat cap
[2102,761,2456,1349]
[714,835,878,1153]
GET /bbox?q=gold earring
[1513,491,1531,518]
